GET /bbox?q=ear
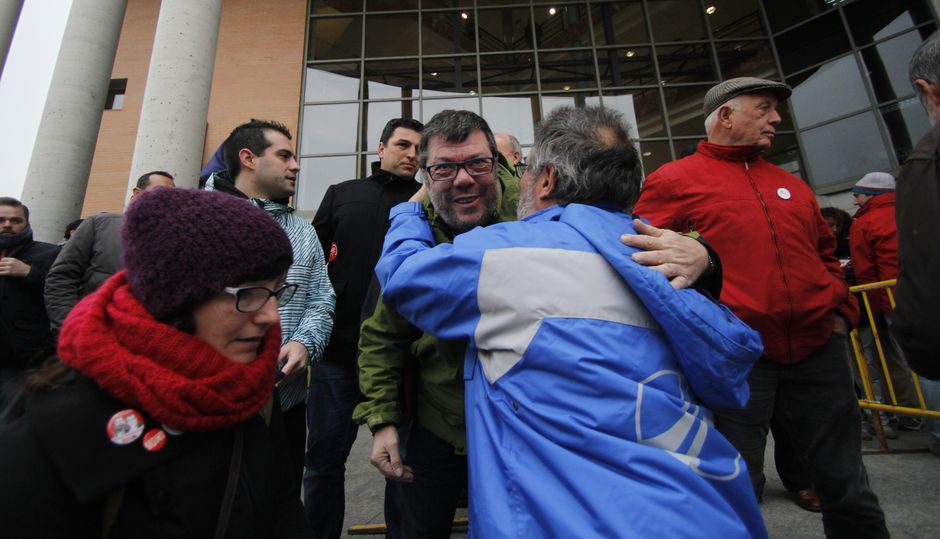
[916,79,940,108]
[238,148,257,171]
[131,187,142,200]
[377,141,387,160]
[537,163,558,203]
[718,104,735,128]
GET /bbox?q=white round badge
[777,187,791,200]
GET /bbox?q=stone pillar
[0,0,23,79]
[126,0,223,193]
[20,0,127,243]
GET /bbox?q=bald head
[495,133,522,165]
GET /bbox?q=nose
[252,295,281,326]
[452,165,477,187]
[768,108,782,126]
[289,156,300,172]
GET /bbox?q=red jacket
[635,141,858,364]
[850,193,898,314]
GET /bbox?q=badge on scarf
[107,409,145,445]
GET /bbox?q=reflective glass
[636,140,673,178]
[657,43,718,84]
[534,4,592,49]
[365,0,418,9]
[672,139,700,160]
[844,0,932,46]
[800,112,891,189]
[715,40,776,80]
[309,16,362,60]
[787,55,869,129]
[366,101,416,148]
[599,93,641,141]
[366,13,419,57]
[538,50,597,91]
[480,53,538,93]
[775,12,850,75]
[881,97,931,164]
[423,10,478,56]
[604,88,665,138]
[482,96,536,144]
[663,84,710,137]
[704,0,766,39]
[305,64,360,102]
[312,0,362,15]
[478,7,534,53]
[421,97,481,121]
[763,134,803,180]
[301,103,360,155]
[297,156,359,211]
[541,91,601,118]
[648,0,708,42]
[364,59,419,98]
[425,0,473,7]
[762,0,834,33]
[591,2,648,46]
[862,29,932,104]
[598,47,655,87]
[423,56,479,94]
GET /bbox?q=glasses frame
[423,156,497,183]
[223,283,298,313]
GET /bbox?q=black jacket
[0,375,309,538]
[0,237,59,368]
[312,163,421,368]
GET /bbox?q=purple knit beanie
[122,187,293,322]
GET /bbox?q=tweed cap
[703,77,792,118]
[853,172,896,195]
[122,187,293,322]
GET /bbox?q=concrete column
[0,0,23,79]
[126,0,223,193]
[20,0,127,243]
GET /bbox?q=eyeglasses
[514,162,528,177]
[424,156,497,182]
[223,283,298,313]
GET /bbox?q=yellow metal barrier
[849,279,940,451]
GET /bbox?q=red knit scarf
[58,271,279,432]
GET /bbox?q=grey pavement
[339,424,939,538]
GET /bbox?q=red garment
[58,270,280,432]
[635,141,858,364]
[850,193,898,314]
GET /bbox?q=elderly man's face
[425,130,500,233]
[0,205,27,235]
[726,93,782,151]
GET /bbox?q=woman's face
[193,277,282,364]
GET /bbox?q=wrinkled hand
[833,315,849,335]
[621,219,709,290]
[276,341,308,385]
[409,184,428,203]
[370,425,414,482]
[0,256,30,278]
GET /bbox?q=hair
[64,219,84,239]
[418,110,498,177]
[910,31,940,94]
[380,118,424,145]
[496,133,522,154]
[0,196,28,221]
[135,170,174,190]
[223,119,293,178]
[704,97,742,133]
[527,106,642,211]
[820,207,853,238]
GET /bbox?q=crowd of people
[1,27,939,539]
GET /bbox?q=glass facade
[297,0,937,211]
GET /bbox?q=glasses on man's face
[514,162,528,177]
[424,156,497,182]
[223,283,298,313]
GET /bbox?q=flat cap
[703,77,792,118]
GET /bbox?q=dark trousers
[387,419,467,539]
[302,360,362,539]
[282,401,307,486]
[715,335,888,538]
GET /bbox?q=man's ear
[718,104,735,128]
[538,163,558,202]
[238,148,256,171]
[915,79,940,108]
[377,141,387,161]
[130,187,141,200]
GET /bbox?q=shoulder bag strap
[214,423,245,539]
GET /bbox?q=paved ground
[339,425,939,537]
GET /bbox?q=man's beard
[429,181,501,233]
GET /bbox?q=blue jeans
[714,335,888,538]
[303,360,362,539]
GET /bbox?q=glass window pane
[787,55,870,129]
[801,112,891,188]
[478,7,534,53]
[672,139,700,160]
[423,56,479,94]
[482,96,536,145]
[312,0,362,15]
[763,134,804,179]
[534,4,592,49]
[305,64,360,102]
[844,0,932,46]
[425,0,473,7]
[705,0,766,39]
[762,0,834,34]
[364,59,419,99]
[301,104,360,155]
[423,10,478,55]
[480,53,538,94]
[663,84,710,137]
[297,156,358,212]
[715,40,776,80]
[881,97,931,164]
[599,94,641,141]
[421,97,480,122]
[598,47,656,87]
[862,29,933,104]
[775,12,850,75]
[366,101,416,150]
[648,0,708,42]
[365,13,418,57]
[591,2,649,46]
[606,88,665,138]
[538,50,597,91]
[365,0,418,9]
[636,140,672,178]
[541,91,602,119]
[657,43,717,84]
[309,16,362,60]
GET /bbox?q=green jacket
[353,159,519,453]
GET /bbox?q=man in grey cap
[634,77,888,537]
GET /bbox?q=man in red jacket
[634,77,888,538]
[850,172,921,426]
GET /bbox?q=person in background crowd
[60,219,83,245]
[0,188,310,536]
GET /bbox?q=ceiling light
[431,72,438,76]
[469,90,476,95]
[549,7,557,16]
[625,50,635,58]
[563,85,571,91]
[706,6,717,15]
[461,12,469,20]
[642,151,652,157]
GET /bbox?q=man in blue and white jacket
[375,106,767,538]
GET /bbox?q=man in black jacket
[0,197,60,406]
[306,118,423,538]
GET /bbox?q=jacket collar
[205,171,293,212]
[854,191,896,219]
[369,162,418,185]
[697,140,766,162]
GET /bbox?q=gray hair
[527,106,642,211]
[910,31,940,93]
[419,110,498,183]
[704,97,741,133]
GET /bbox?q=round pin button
[777,187,791,200]
[107,409,145,445]
[143,429,167,452]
